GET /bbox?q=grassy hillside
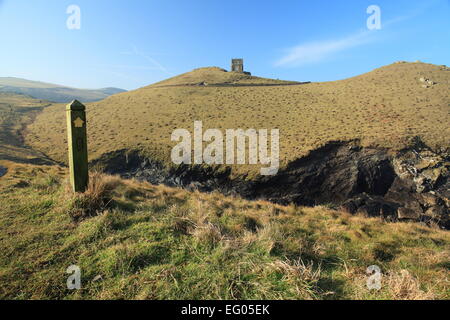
[25,62,450,177]
[152,67,300,87]
[0,77,126,103]
[0,93,53,165]
[0,163,448,299]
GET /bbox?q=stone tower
[231,59,244,73]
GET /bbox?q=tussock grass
[0,164,448,300]
[190,222,224,248]
[66,172,121,221]
[386,270,435,300]
[266,259,322,299]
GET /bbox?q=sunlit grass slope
[151,67,300,87]
[0,164,448,299]
[26,62,450,176]
[0,93,52,164]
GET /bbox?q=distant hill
[0,77,126,103]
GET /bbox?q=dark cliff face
[92,140,449,229]
[0,165,7,177]
[246,142,396,206]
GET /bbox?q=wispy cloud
[274,30,373,67]
[96,64,162,71]
[121,45,172,75]
[274,2,440,68]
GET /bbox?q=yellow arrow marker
[66,100,88,193]
[73,117,84,128]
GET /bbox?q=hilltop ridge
[150,66,301,87]
[26,61,450,172]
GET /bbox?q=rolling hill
[1,62,449,300]
[0,92,54,165]
[0,77,126,103]
[25,62,450,176]
[151,67,302,87]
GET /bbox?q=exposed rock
[93,140,449,229]
[422,168,445,187]
[342,194,398,220]
[0,166,7,178]
[398,207,421,220]
[419,78,436,87]
[386,141,449,228]
[424,206,445,218]
[420,193,440,207]
[239,141,396,206]
[415,157,437,170]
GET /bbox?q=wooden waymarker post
[66,100,88,192]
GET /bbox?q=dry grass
[66,172,121,221]
[25,62,450,177]
[268,259,321,283]
[386,270,434,300]
[0,164,449,299]
[152,67,299,87]
[190,222,224,247]
[0,93,51,163]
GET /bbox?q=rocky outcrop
[342,141,449,229]
[0,166,7,178]
[419,77,436,88]
[388,142,449,228]
[93,140,449,229]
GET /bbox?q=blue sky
[0,0,449,90]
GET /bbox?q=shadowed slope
[0,93,54,165]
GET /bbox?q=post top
[66,100,85,111]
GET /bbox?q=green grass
[1,164,448,300]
